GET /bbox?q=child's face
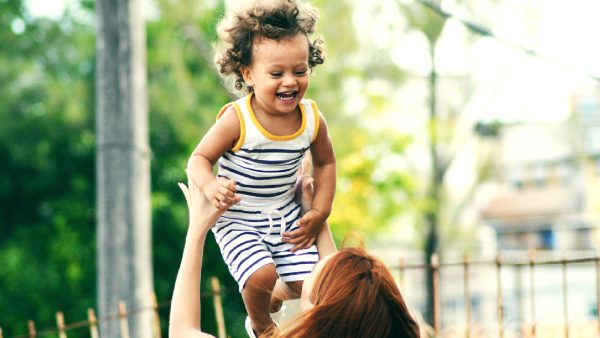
[241,33,310,116]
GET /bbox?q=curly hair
[214,0,325,92]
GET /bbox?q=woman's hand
[295,155,314,213]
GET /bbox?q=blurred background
[2,0,600,336]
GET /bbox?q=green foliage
[0,0,96,334]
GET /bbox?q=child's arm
[294,155,337,256]
[187,107,241,210]
[284,112,336,251]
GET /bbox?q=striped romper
[212,94,321,292]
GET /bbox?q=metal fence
[4,253,600,338]
[394,251,600,338]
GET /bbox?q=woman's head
[283,247,420,338]
[215,0,324,93]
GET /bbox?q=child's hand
[178,170,226,232]
[203,177,241,210]
[283,209,327,252]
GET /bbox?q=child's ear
[240,66,254,87]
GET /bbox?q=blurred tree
[308,0,415,241]
[0,0,96,335]
[396,0,496,327]
[400,0,448,326]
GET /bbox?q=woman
[170,171,420,338]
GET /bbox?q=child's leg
[269,224,335,312]
[269,279,302,312]
[242,263,279,335]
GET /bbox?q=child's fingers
[218,186,236,199]
[286,233,309,245]
[291,238,310,252]
[219,178,237,192]
[304,238,315,249]
[283,226,304,239]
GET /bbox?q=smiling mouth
[276,91,298,101]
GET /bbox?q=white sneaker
[245,316,257,338]
[270,303,287,326]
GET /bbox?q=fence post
[596,255,600,337]
[528,250,536,337]
[87,308,100,338]
[463,253,471,338]
[562,257,569,338]
[56,311,67,338]
[28,320,36,338]
[118,301,130,338]
[398,258,405,294]
[211,277,227,338]
[431,254,441,336]
[151,293,162,338]
[496,254,504,338]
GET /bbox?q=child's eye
[270,72,283,77]
[295,70,307,76]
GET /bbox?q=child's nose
[282,73,296,86]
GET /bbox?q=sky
[24,0,600,125]
[352,0,600,123]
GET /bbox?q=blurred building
[478,86,600,251]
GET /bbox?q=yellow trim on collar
[216,102,245,152]
[310,100,320,143]
[245,94,307,141]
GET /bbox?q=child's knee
[244,264,278,291]
[287,280,303,296]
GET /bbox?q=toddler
[187,0,335,336]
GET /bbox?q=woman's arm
[169,171,225,338]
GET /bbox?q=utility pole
[96,0,153,336]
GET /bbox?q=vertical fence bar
[496,254,504,338]
[529,250,536,337]
[151,293,162,338]
[398,258,405,294]
[596,255,600,337]
[0,326,3,338]
[88,308,100,338]
[56,311,67,338]
[28,320,36,338]
[463,253,472,338]
[562,258,569,338]
[211,277,227,338]
[118,301,130,338]
[432,254,441,336]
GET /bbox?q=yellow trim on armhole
[216,102,246,152]
[310,100,320,143]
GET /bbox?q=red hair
[273,247,420,337]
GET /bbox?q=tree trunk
[424,44,441,327]
[96,0,153,337]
